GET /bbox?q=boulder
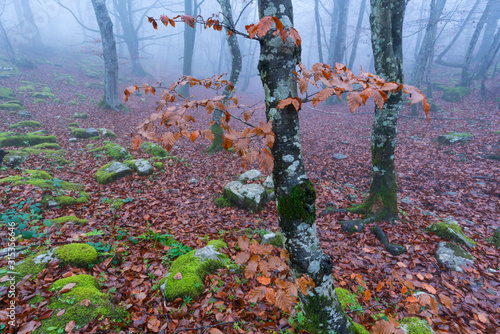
[70,128,98,139]
[98,128,117,138]
[3,150,30,167]
[261,232,282,247]
[239,169,261,183]
[90,142,129,160]
[95,162,133,184]
[160,240,228,302]
[333,153,348,160]
[399,317,435,334]
[18,110,32,118]
[68,138,77,143]
[435,242,474,273]
[427,218,476,248]
[188,178,198,184]
[437,132,472,145]
[125,159,154,176]
[263,175,274,188]
[223,181,269,211]
[141,142,169,157]
[73,112,88,119]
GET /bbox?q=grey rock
[194,245,224,263]
[342,141,349,144]
[435,242,474,272]
[85,128,99,138]
[239,169,261,183]
[4,153,30,167]
[188,178,198,184]
[98,128,117,138]
[263,175,274,189]
[18,111,32,118]
[68,138,78,143]
[333,153,348,160]
[127,159,153,176]
[445,191,457,196]
[95,162,133,184]
[47,200,59,208]
[223,181,268,211]
[261,232,280,245]
[401,196,412,204]
[427,218,477,248]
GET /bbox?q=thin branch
[53,0,100,33]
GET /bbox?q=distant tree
[178,0,196,97]
[348,0,367,70]
[13,0,43,49]
[91,0,122,110]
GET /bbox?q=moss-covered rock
[399,317,434,334]
[9,120,41,128]
[222,181,269,211]
[31,142,61,149]
[68,122,79,127]
[427,218,476,248]
[1,249,56,285]
[437,132,473,145]
[141,142,170,157]
[160,243,229,302]
[0,87,14,99]
[70,128,99,139]
[491,227,500,248]
[95,162,133,184]
[73,112,88,119]
[206,239,227,250]
[0,101,24,111]
[442,86,470,102]
[97,128,117,138]
[51,216,88,226]
[105,198,126,210]
[54,243,97,267]
[34,274,115,334]
[153,161,165,171]
[32,91,54,99]
[91,142,129,160]
[124,158,154,175]
[0,133,57,148]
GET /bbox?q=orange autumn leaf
[257,275,271,285]
[248,286,267,303]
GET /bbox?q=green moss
[68,122,79,127]
[0,101,23,111]
[35,274,114,334]
[153,161,164,170]
[215,196,231,208]
[335,288,361,310]
[9,120,41,128]
[32,92,54,99]
[106,198,125,210]
[427,220,476,247]
[73,112,88,119]
[442,86,470,102]
[492,228,500,248]
[277,180,316,232]
[18,84,35,92]
[53,98,61,103]
[98,128,117,138]
[31,142,61,149]
[1,250,54,285]
[205,123,224,153]
[141,142,170,157]
[91,142,129,160]
[94,162,133,184]
[0,134,57,148]
[269,233,283,247]
[445,243,474,260]
[54,243,97,268]
[0,86,13,99]
[30,294,44,304]
[399,317,433,334]
[207,239,227,250]
[70,128,90,138]
[51,216,88,226]
[34,98,46,104]
[21,148,69,165]
[350,321,369,334]
[24,169,52,179]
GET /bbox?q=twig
[305,106,343,115]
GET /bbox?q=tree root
[371,226,406,256]
[339,216,377,234]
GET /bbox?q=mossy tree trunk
[349,0,407,221]
[206,0,242,153]
[91,0,122,110]
[179,0,196,97]
[257,1,354,332]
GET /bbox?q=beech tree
[91,0,122,110]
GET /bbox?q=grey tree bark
[333,0,350,64]
[0,18,16,63]
[257,0,355,332]
[179,0,196,97]
[348,0,367,70]
[475,0,500,61]
[206,0,242,153]
[346,0,407,223]
[315,0,324,63]
[91,0,122,110]
[113,0,147,76]
[16,0,43,49]
[461,0,493,86]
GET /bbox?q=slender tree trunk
[461,0,493,86]
[257,0,355,332]
[475,29,500,82]
[475,0,500,61]
[435,0,482,68]
[179,0,196,97]
[91,0,122,110]
[19,0,43,49]
[333,0,350,64]
[413,0,427,61]
[348,0,367,70]
[0,19,16,63]
[114,0,147,76]
[315,0,324,63]
[206,0,242,153]
[327,1,339,66]
[349,0,407,221]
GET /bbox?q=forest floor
[0,52,499,334]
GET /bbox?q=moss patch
[51,216,88,226]
[1,249,55,285]
[105,198,126,210]
[492,228,500,248]
[54,243,97,268]
[0,86,14,99]
[91,142,129,160]
[442,86,470,102]
[0,133,56,148]
[9,120,41,128]
[277,180,316,232]
[153,161,164,171]
[141,142,170,157]
[0,101,24,111]
[207,239,227,250]
[31,143,61,149]
[427,219,476,248]
[437,132,473,145]
[95,162,133,184]
[215,196,231,208]
[399,317,434,334]
[34,274,115,334]
[73,112,88,119]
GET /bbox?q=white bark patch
[283,154,294,162]
[287,160,299,174]
[264,4,277,16]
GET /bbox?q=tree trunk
[461,0,493,87]
[315,0,324,63]
[349,0,407,221]
[327,1,339,66]
[257,0,355,332]
[0,19,16,63]
[413,0,427,61]
[435,0,482,68]
[206,0,242,153]
[411,0,447,88]
[348,0,367,70]
[18,0,43,49]
[179,0,196,97]
[475,0,500,61]
[333,0,350,64]
[114,0,147,76]
[91,0,122,110]
[475,29,500,82]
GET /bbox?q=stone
[261,232,282,247]
[445,191,457,196]
[68,138,77,143]
[238,169,261,183]
[90,142,129,160]
[98,128,117,138]
[435,242,474,273]
[263,175,274,188]
[333,153,348,159]
[188,178,198,184]
[141,142,169,157]
[126,159,153,176]
[437,132,472,145]
[401,196,412,204]
[3,151,30,167]
[94,162,133,184]
[18,110,32,118]
[85,128,99,138]
[399,317,435,334]
[222,181,269,211]
[427,218,476,248]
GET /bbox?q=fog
[1,0,497,95]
